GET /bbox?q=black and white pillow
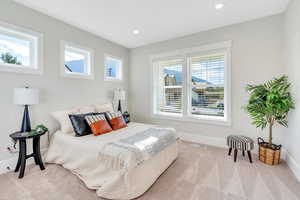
[85,114,107,124]
[104,111,127,130]
[105,111,123,120]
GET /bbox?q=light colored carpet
[0,141,300,200]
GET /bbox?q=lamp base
[118,100,122,113]
[21,105,31,133]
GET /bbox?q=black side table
[10,131,46,178]
[122,113,130,124]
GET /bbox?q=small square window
[61,41,94,79]
[104,55,122,81]
[0,21,43,74]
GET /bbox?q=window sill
[61,72,94,80]
[0,64,43,75]
[151,113,231,127]
[104,78,122,82]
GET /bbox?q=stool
[227,135,254,163]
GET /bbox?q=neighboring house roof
[164,69,211,84]
[65,60,85,73]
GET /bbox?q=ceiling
[13,0,290,48]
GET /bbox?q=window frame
[104,54,123,81]
[0,21,43,75]
[60,40,94,80]
[152,57,185,117]
[150,41,232,126]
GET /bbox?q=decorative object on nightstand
[122,111,130,124]
[114,88,126,113]
[10,125,48,179]
[14,87,39,132]
[227,135,254,163]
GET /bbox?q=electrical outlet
[6,143,18,154]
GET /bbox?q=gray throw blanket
[98,128,177,171]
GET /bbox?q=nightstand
[122,112,130,124]
[10,131,46,178]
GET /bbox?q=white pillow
[51,108,79,133]
[94,103,114,113]
[76,105,96,113]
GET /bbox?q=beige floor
[1,142,300,200]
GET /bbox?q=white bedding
[45,122,179,200]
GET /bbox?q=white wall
[0,0,129,161]
[284,0,300,179]
[129,15,286,144]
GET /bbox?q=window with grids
[154,59,183,115]
[190,54,225,117]
[152,42,230,124]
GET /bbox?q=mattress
[45,122,179,200]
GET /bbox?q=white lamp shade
[14,88,39,105]
[114,89,126,100]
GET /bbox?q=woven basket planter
[258,138,282,165]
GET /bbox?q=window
[61,41,94,79]
[104,55,122,80]
[0,21,43,74]
[152,41,231,125]
[190,54,225,117]
[153,59,184,115]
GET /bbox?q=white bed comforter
[45,122,179,200]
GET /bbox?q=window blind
[156,59,183,114]
[190,54,225,117]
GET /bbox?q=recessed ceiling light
[133,30,140,35]
[215,3,224,10]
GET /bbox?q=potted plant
[245,76,294,165]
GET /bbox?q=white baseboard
[178,132,285,156]
[0,148,47,175]
[178,132,300,181]
[285,151,300,181]
[179,132,227,148]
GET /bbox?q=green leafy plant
[1,52,22,65]
[245,76,294,147]
[29,124,49,135]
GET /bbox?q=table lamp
[114,89,126,113]
[14,87,39,132]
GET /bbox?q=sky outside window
[64,49,86,73]
[0,33,30,66]
[105,58,119,78]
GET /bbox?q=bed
[45,122,179,200]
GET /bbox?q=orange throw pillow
[106,111,127,130]
[89,120,112,136]
[85,114,112,136]
[109,116,127,130]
